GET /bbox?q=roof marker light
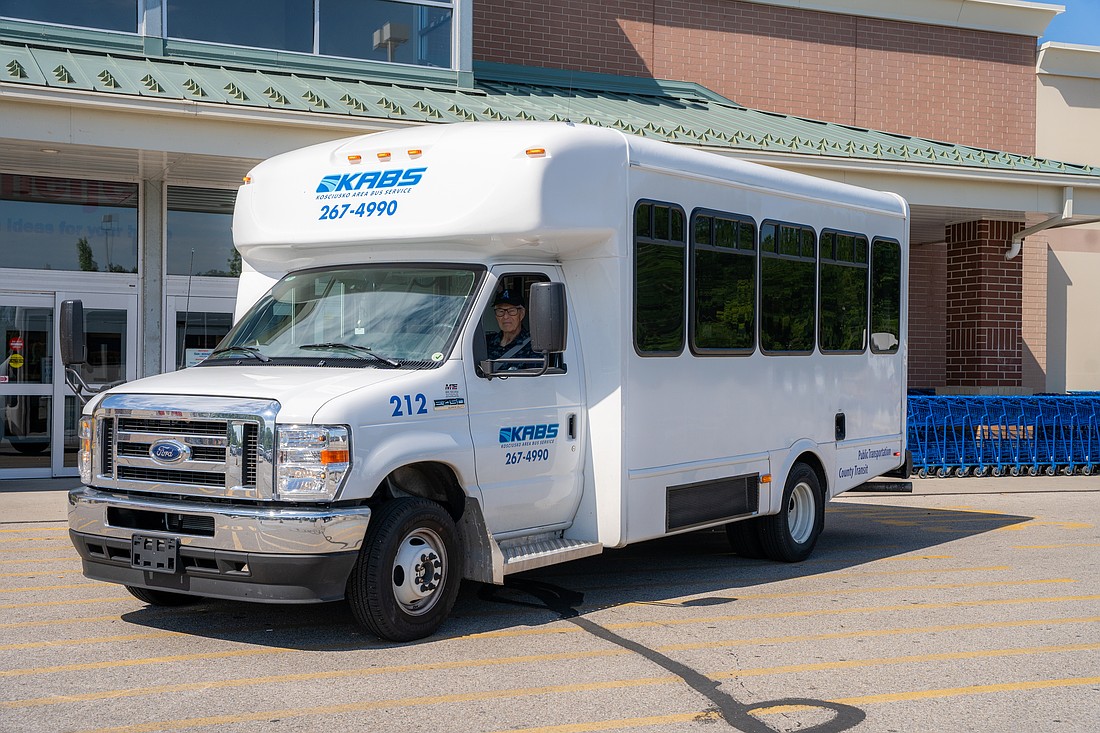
[525,147,547,158]
[377,151,391,161]
[348,154,362,164]
[242,175,252,184]
[761,474,772,484]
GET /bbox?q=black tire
[759,463,825,563]
[725,517,766,559]
[125,585,202,606]
[346,497,462,642]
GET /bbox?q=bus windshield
[207,265,483,368]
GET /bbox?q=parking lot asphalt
[2,475,1098,733]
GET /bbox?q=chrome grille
[93,395,279,500]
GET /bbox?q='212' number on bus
[390,394,428,417]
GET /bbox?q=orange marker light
[761,474,773,484]
[320,449,350,465]
[242,175,252,184]
[407,149,422,157]
[525,147,547,158]
[377,152,391,161]
[347,154,362,163]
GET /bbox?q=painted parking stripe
[6,619,1100,708]
[63,644,1100,733]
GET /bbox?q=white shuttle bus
[66,121,909,641]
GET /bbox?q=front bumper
[68,487,371,603]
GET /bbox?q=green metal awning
[2,34,1098,180]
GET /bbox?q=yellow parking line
[0,596,130,611]
[0,527,68,534]
[0,615,121,630]
[0,648,292,679]
[0,582,104,593]
[1014,542,1100,549]
[65,644,1100,733]
[468,593,1100,638]
[661,615,1100,652]
[498,676,1100,733]
[0,631,184,652]
[632,577,1075,607]
[7,618,1100,707]
[0,570,80,579]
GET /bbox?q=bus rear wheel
[346,497,461,642]
[759,463,824,563]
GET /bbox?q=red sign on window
[8,337,23,352]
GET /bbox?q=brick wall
[474,0,1037,154]
[945,221,1025,388]
[908,242,947,389]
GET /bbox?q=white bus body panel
[223,121,908,550]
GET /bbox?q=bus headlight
[78,416,94,484]
[275,425,351,501]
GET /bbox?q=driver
[486,289,537,366]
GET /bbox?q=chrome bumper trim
[68,487,370,554]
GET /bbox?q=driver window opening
[481,273,565,373]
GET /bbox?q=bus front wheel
[759,463,824,563]
[346,497,461,642]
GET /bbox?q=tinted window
[167,187,238,277]
[819,231,868,352]
[0,174,138,273]
[634,202,685,355]
[0,0,138,31]
[691,212,755,353]
[870,238,902,354]
[760,221,815,353]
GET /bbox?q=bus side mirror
[528,282,567,354]
[60,300,86,366]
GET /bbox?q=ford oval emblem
[149,440,190,464]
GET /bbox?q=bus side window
[870,238,902,354]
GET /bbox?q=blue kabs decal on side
[315,167,427,194]
[499,424,559,444]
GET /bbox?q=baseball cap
[492,288,525,307]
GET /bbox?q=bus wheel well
[376,463,465,522]
[793,451,828,496]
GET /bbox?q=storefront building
[2,0,1099,478]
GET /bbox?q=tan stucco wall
[1035,43,1100,392]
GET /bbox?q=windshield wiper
[206,346,271,362]
[300,343,401,367]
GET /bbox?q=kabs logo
[315,167,427,193]
[499,424,559,444]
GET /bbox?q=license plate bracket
[131,534,180,574]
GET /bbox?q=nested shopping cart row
[907,395,1100,477]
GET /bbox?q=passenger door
[465,267,586,536]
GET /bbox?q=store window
[320,0,452,67]
[166,0,453,67]
[166,0,314,53]
[0,0,138,32]
[166,187,238,277]
[0,175,138,273]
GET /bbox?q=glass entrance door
[164,295,235,371]
[0,294,55,476]
[52,291,138,476]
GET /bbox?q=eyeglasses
[494,307,522,317]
